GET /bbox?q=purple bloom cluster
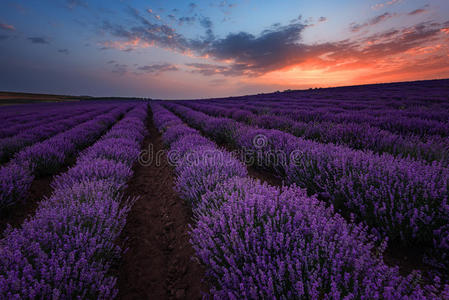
[163,102,449,273]
[0,163,34,209]
[0,103,147,298]
[174,147,248,205]
[151,103,447,298]
[162,124,198,146]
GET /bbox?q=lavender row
[0,102,104,138]
[0,105,118,163]
[208,100,449,138]
[0,103,147,299]
[0,105,132,210]
[0,102,73,124]
[164,103,449,272]
[203,79,449,113]
[182,102,449,166]
[152,103,446,299]
[211,98,449,122]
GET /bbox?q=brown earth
[117,109,206,300]
[0,176,53,235]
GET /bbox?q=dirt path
[117,109,206,300]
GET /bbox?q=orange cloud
[246,26,449,89]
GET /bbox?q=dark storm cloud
[58,49,70,54]
[198,22,308,75]
[350,13,396,32]
[28,37,50,44]
[0,35,9,40]
[137,63,178,74]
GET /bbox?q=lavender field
[1,79,449,299]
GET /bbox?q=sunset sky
[0,0,448,99]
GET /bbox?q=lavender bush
[0,163,34,209]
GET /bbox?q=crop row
[207,100,449,137]
[211,98,449,122]
[181,102,449,165]
[0,103,76,124]
[152,103,447,298]
[0,105,120,163]
[0,103,108,139]
[164,103,449,272]
[0,103,147,298]
[0,104,133,210]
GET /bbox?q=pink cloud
[0,22,15,31]
[371,0,402,10]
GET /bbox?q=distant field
[1,79,449,298]
[0,91,82,106]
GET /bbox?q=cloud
[0,22,15,31]
[111,63,127,76]
[408,7,429,16]
[186,63,239,76]
[371,0,401,10]
[66,0,88,9]
[58,49,70,54]
[196,22,308,75]
[208,78,228,86]
[101,9,189,52]
[178,16,196,26]
[318,17,327,23]
[146,8,161,21]
[200,17,214,40]
[102,8,449,79]
[350,13,396,32]
[200,17,213,29]
[0,35,9,40]
[189,3,197,12]
[137,63,178,74]
[28,37,50,44]
[219,1,236,9]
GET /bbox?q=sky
[0,0,448,99]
